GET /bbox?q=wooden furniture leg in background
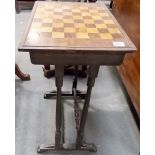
[110,0,114,9]
[15,0,20,13]
[43,65,87,78]
[15,63,30,81]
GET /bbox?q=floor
[15,6,139,155]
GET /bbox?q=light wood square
[63,12,72,16]
[53,23,64,28]
[54,15,63,19]
[76,33,89,39]
[75,23,86,28]
[82,12,91,16]
[80,6,88,10]
[43,13,53,18]
[96,24,107,28]
[64,28,75,33]
[108,28,121,34]
[84,19,94,24]
[52,32,64,38]
[62,5,70,9]
[74,16,83,20]
[104,20,115,24]
[100,33,113,39]
[77,27,87,33]
[54,8,63,12]
[89,9,98,13]
[63,19,74,24]
[87,28,99,33]
[72,9,80,13]
[92,15,102,20]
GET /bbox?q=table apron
[29,53,125,65]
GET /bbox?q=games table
[18,1,136,153]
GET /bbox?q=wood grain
[18,1,136,54]
[112,0,140,116]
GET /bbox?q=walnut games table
[18,1,136,153]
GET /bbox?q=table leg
[55,65,64,149]
[76,65,99,151]
[37,65,98,153]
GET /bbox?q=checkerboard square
[53,27,64,32]
[42,23,52,27]
[52,32,64,38]
[64,33,76,38]
[40,32,52,37]
[75,23,86,28]
[64,27,75,33]
[63,19,74,24]
[53,23,64,28]
[64,23,74,27]
[104,20,114,24]
[84,19,94,24]
[88,33,100,38]
[98,28,109,33]
[72,9,80,13]
[76,27,87,33]
[108,28,121,34]
[73,16,83,20]
[92,15,103,20]
[87,28,99,33]
[96,24,107,29]
[76,33,89,39]
[100,33,113,39]
[63,12,72,16]
[85,24,96,28]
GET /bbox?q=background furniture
[16,0,99,13]
[15,63,30,81]
[112,0,140,116]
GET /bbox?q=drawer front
[30,53,125,66]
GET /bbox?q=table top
[18,1,136,54]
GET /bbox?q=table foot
[44,90,86,99]
[37,143,97,153]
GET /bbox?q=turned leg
[110,0,114,9]
[55,65,64,149]
[76,65,99,151]
[15,63,30,81]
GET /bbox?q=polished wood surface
[19,1,136,53]
[112,0,140,115]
